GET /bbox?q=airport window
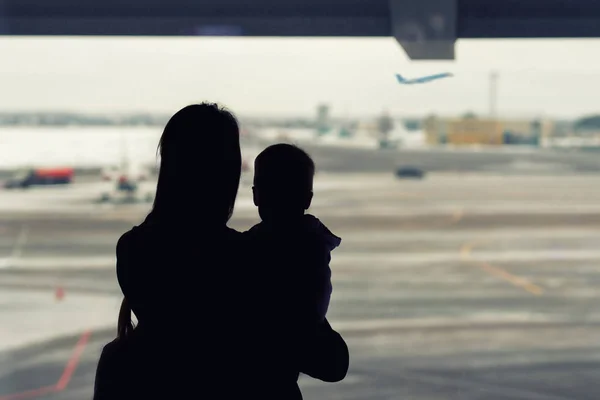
[1,36,600,399]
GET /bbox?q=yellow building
[424,116,552,146]
[446,118,504,145]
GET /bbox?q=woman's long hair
[149,103,242,225]
[118,103,242,339]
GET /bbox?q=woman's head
[151,103,241,224]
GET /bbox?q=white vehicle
[99,162,155,203]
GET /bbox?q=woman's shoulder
[116,222,165,256]
[98,331,147,367]
[100,336,130,359]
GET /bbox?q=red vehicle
[4,167,74,189]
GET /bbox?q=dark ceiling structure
[0,0,598,59]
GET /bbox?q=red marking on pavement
[0,330,92,400]
[55,330,92,390]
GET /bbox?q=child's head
[253,144,315,221]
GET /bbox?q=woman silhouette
[94,103,348,400]
[116,103,242,330]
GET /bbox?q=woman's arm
[93,343,115,400]
[94,340,126,400]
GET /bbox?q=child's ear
[252,186,258,207]
[303,191,313,210]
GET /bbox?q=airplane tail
[395,74,406,83]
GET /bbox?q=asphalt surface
[2,165,600,398]
[294,142,600,174]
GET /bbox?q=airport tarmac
[293,141,600,174]
[2,172,600,399]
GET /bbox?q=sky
[2,37,600,119]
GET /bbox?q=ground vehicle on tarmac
[99,163,155,203]
[4,167,74,189]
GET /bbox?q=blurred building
[424,116,554,146]
[316,104,331,135]
[572,115,600,138]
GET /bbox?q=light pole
[490,71,499,119]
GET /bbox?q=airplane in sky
[396,73,453,84]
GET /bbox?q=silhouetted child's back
[247,144,341,324]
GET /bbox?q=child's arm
[293,240,333,323]
[292,244,347,381]
[315,252,333,321]
[302,215,340,321]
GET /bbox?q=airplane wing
[420,73,453,82]
[433,72,452,79]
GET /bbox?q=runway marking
[55,330,92,390]
[0,330,92,400]
[460,240,544,296]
